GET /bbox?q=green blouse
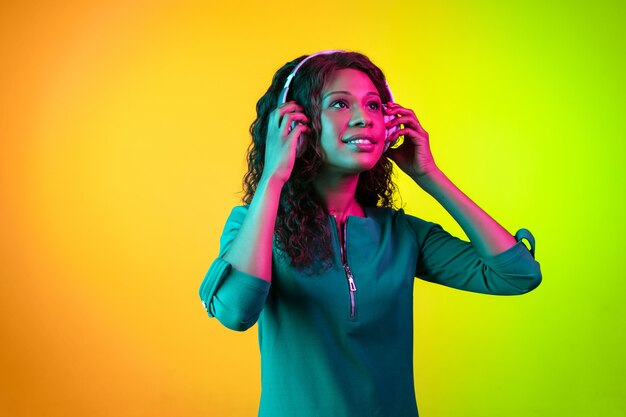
[199,206,541,417]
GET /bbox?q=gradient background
[1,0,624,416]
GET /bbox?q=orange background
[1,1,624,416]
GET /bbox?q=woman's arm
[200,205,271,330]
[222,176,283,281]
[222,100,310,282]
[406,213,541,295]
[385,102,518,258]
[199,102,309,329]
[413,168,516,258]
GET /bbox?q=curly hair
[243,51,398,271]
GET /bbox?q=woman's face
[317,68,386,175]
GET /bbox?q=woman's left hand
[384,102,439,180]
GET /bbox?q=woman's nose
[349,105,373,127]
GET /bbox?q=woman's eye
[329,99,381,111]
[330,100,348,109]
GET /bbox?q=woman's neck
[312,171,365,222]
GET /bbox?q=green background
[1,0,624,415]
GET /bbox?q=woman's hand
[263,101,310,185]
[384,102,439,181]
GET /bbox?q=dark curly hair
[243,51,398,271]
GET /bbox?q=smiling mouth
[343,135,377,145]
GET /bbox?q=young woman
[199,50,542,417]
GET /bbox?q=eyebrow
[322,90,381,100]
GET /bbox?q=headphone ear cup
[383,113,400,152]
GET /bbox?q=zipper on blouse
[333,215,357,320]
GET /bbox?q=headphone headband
[277,50,400,152]
[278,50,395,105]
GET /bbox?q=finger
[286,122,310,139]
[281,110,309,124]
[387,127,419,144]
[386,115,419,130]
[415,122,428,137]
[384,103,399,115]
[270,101,305,126]
[277,107,307,128]
[385,106,417,120]
[278,101,305,117]
[384,102,404,112]
[285,123,311,148]
[280,112,310,133]
[385,102,418,117]
[386,110,427,136]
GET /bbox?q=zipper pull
[346,265,357,292]
[348,277,357,292]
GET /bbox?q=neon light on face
[318,69,386,175]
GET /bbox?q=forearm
[222,175,284,282]
[414,169,516,258]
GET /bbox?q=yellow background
[1,0,624,416]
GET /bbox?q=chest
[270,217,419,325]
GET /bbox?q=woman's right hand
[263,101,310,185]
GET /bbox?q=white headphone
[277,50,400,154]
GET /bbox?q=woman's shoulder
[363,205,400,216]
[364,206,426,221]
[227,204,250,217]
[364,206,441,234]
[217,205,250,230]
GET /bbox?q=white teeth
[348,139,373,144]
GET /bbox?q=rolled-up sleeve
[198,206,271,331]
[407,215,542,295]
